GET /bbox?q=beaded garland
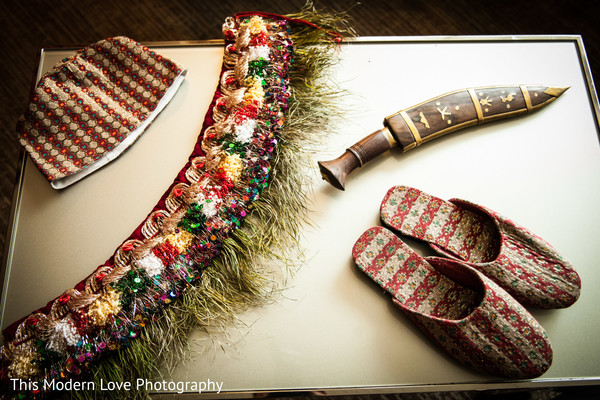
[1,14,298,391]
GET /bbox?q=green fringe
[62,4,352,399]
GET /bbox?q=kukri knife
[318,85,568,190]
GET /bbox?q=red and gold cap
[17,36,187,189]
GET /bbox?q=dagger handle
[318,85,568,190]
[318,127,396,190]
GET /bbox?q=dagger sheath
[318,85,568,190]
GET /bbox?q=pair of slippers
[352,186,581,379]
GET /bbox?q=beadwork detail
[16,36,186,188]
[1,14,295,388]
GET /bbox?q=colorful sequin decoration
[1,14,295,394]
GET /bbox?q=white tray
[2,36,599,397]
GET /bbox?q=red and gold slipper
[353,226,553,379]
[380,185,581,309]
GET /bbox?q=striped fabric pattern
[17,36,185,187]
[353,226,553,379]
[380,186,581,309]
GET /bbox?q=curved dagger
[318,85,568,190]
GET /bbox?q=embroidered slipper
[379,186,581,309]
[352,226,553,379]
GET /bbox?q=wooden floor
[0,1,598,398]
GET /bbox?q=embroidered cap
[17,36,187,189]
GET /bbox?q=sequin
[2,12,300,385]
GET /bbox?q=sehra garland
[1,5,351,399]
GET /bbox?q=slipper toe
[379,185,581,309]
[353,227,553,379]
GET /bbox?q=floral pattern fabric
[353,226,554,379]
[380,185,581,309]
